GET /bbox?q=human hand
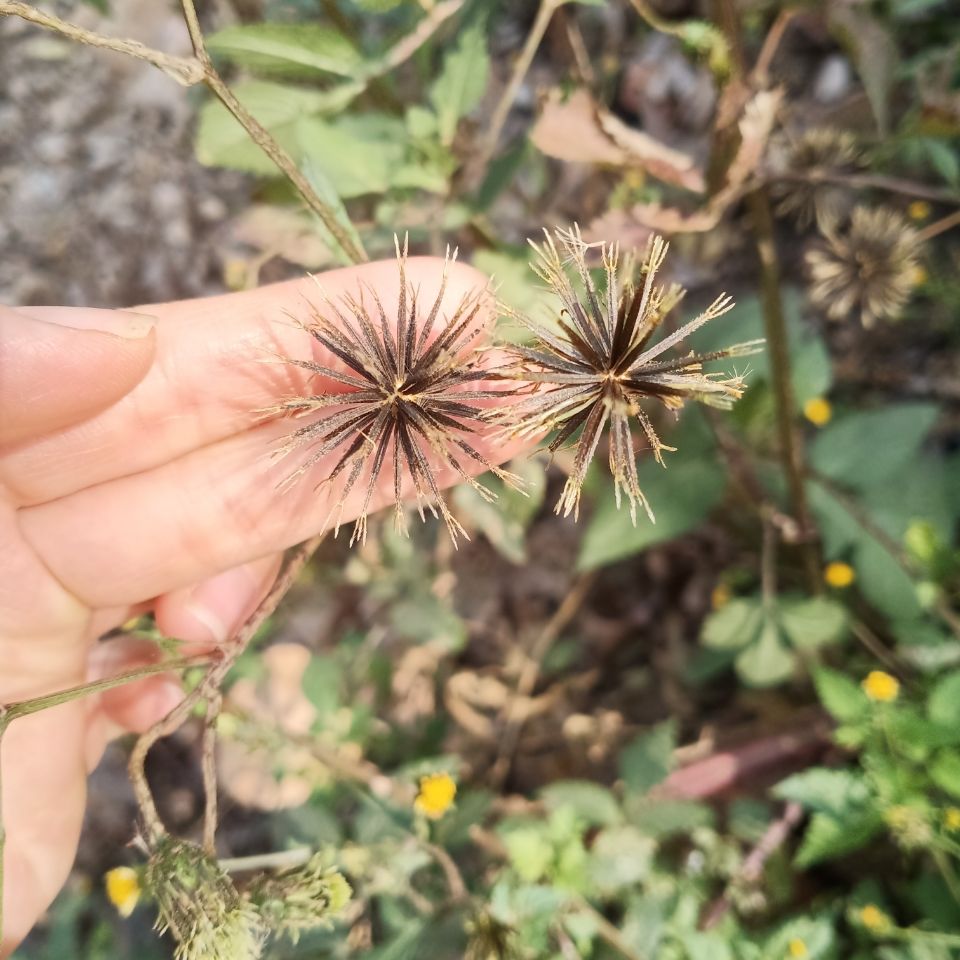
[0,258,521,956]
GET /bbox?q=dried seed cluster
[495,227,761,522]
[272,229,759,540]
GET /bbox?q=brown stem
[201,693,222,855]
[701,802,804,929]
[177,0,367,265]
[768,169,960,206]
[0,2,203,84]
[917,208,960,242]
[128,533,324,844]
[468,0,562,187]
[748,187,821,592]
[488,571,596,788]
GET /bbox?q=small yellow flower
[858,903,891,933]
[788,938,808,958]
[908,200,931,221]
[824,561,855,588]
[862,670,900,703]
[414,772,457,819]
[711,583,731,610]
[910,265,928,287]
[105,866,141,918]
[943,807,960,831]
[803,397,832,426]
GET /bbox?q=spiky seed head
[145,838,265,960]
[269,237,519,546]
[495,226,761,523]
[806,206,923,328]
[772,127,864,228]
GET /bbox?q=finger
[18,408,530,607]
[153,554,284,653]
[3,258,488,505]
[1,702,88,958]
[0,306,156,449]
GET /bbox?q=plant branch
[917,207,960,242]
[128,533,325,845]
[766,169,960,206]
[0,0,368,265]
[0,2,204,84]
[201,693,222,855]
[468,0,563,187]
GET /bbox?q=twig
[766,169,960,206]
[365,0,463,79]
[0,653,207,942]
[219,847,313,874]
[468,0,563,187]
[128,533,324,845]
[0,0,367,266]
[421,841,468,904]
[489,571,596,789]
[752,8,801,87]
[701,801,804,929]
[712,0,820,592]
[917,207,960,242]
[573,898,647,960]
[201,692,222,855]
[0,2,203,84]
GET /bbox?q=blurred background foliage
[8,0,960,956]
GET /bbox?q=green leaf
[429,18,490,146]
[578,451,726,570]
[928,672,960,729]
[206,23,364,78]
[814,667,869,723]
[624,797,714,837]
[931,751,960,799]
[794,809,883,867]
[302,157,365,266]
[195,80,362,175]
[855,538,922,622]
[503,828,554,883]
[774,767,871,817]
[296,113,406,198]
[736,617,795,687]
[619,720,676,795]
[810,403,940,492]
[540,780,622,827]
[779,596,849,651]
[679,931,735,960]
[701,598,763,651]
[587,826,655,893]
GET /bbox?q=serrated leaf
[774,767,870,817]
[429,18,490,145]
[588,826,655,893]
[814,667,868,723]
[810,403,940,492]
[779,597,849,651]
[619,720,676,795]
[206,23,364,77]
[540,780,622,827]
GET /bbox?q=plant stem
[0,654,206,944]
[0,1,203,84]
[469,0,562,186]
[177,0,367,265]
[201,693,222,856]
[0,1,368,266]
[128,534,324,844]
[768,169,960,206]
[220,847,313,874]
[917,207,960,242]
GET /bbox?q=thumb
[0,305,157,448]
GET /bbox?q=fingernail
[182,601,229,645]
[16,306,157,339]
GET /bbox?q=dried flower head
[271,239,516,545]
[497,227,761,522]
[247,854,351,944]
[145,838,265,960]
[806,206,922,328]
[772,128,863,228]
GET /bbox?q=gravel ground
[0,1,244,309]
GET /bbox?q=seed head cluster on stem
[493,226,763,523]
[271,228,760,539]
